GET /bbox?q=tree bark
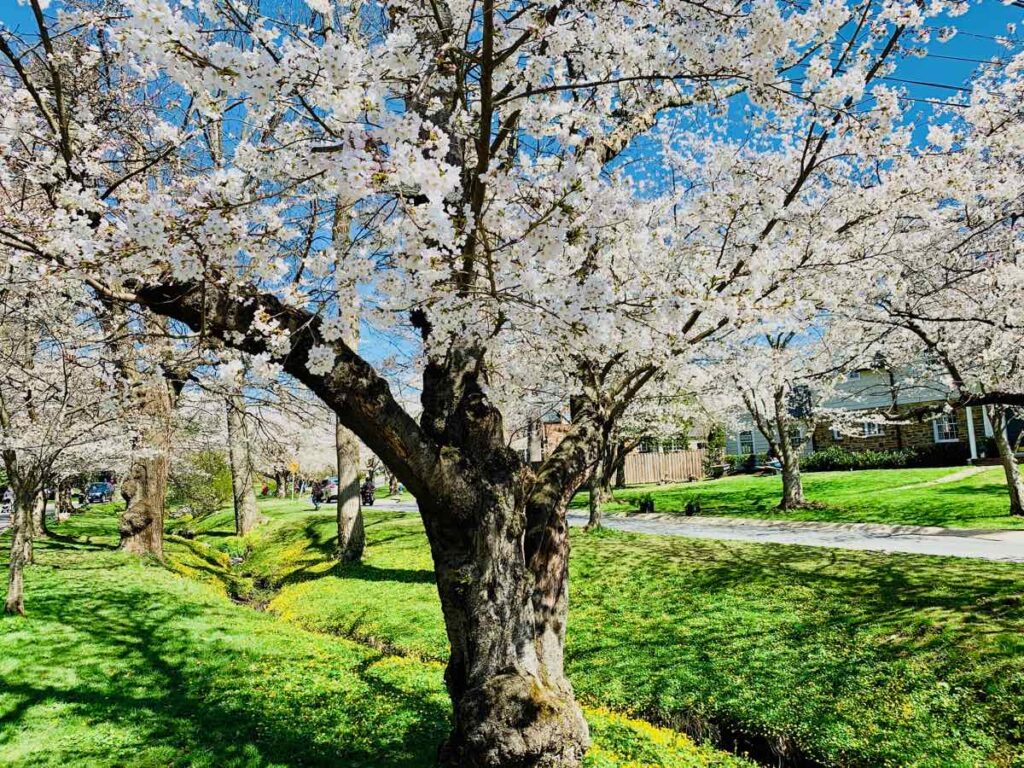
[30,488,48,538]
[226,391,261,535]
[989,405,1024,517]
[4,471,40,615]
[119,381,171,557]
[429,477,589,768]
[335,416,365,561]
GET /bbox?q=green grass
[570,466,1024,529]
[0,506,751,768]
[192,499,1024,768]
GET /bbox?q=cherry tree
[831,43,1024,515]
[1,0,959,763]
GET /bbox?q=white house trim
[966,406,978,459]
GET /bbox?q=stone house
[729,367,1016,461]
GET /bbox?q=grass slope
[191,500,1024,768]
[571,467,1024,529]
[0,507,750,768]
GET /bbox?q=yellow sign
[288,461,299,473]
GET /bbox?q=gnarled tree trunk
[335,417,365,561]
[226,391,261,535]
[988,405,1024,517]
[119,381,171,557]
[428,475,589,768]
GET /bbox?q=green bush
[723,453,769,474]
[168,450,233,516]
[802,444,969,472]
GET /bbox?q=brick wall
[811,403,986,460]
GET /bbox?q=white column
[982,407,994,438]
[966,406,978,460]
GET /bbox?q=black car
[85,482,114,504]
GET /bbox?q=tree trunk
[335,416,365,562]
[610,440,628,489]
[773,390,806,510]
[30,489,48,538]
[989,405,1024,517]
[427,480,589,768]
[4,480,39,615]
[226,392,261,535]
[56,480,74,522]
[585,459,604,531]
[119,381,171,557]
[388,472,399,496]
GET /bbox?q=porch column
[966,406,978,460]
[982,407,994,438]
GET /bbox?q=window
[638,437,657,454]
[862,421,883,437]
[932,413,960,443]
[788,427,803,447]
[738,430,755,455]
[847,371,861,381]
[830,425,843,441]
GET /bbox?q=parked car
[322,477,339,503]
[85,482,115,504]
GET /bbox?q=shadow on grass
[0,554,449,768]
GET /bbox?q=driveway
[377,499,1024,563]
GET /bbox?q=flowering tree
[0,268,129,614]
[831,45,1024,515]
[1,0,959,763]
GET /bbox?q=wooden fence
[622,449,706,485]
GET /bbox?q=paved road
[376,499,1024,562]
[567,511,1024,563]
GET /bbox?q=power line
[879,76,971,92]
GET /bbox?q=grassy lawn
[0,506,751,768]
[170,499,1024,768]
[570,466,1024,529]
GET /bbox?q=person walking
[311,479,323,511]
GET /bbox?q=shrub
[723,453,769,474]
[168,450,233,516]
[802,443,970,472]
[702,425,727,477]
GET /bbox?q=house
[724,418,814,457]
[810,368,1010,461]
[727,367,1018,461]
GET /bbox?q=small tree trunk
[4,480,39,615]
[585,459,604,531]
[989,406,1024,517]
[226,392,261,535]
[428,482,589,768]
[30,489,48,538]
[120,381,171,558]
[274,470,286,497]
[388,472,399,496]
[56,480,73,522]
[335,417,365,562]
[773,390,806,510]
[614,458,626,488]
